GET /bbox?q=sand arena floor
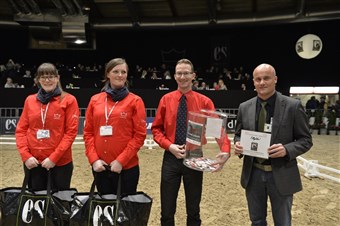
[1,134,339,226]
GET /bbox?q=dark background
[0,19,339,109]
[1,19,339,86]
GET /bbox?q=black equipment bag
[69,173,152,226]
[0,169,77,226]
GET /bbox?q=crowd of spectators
[1,58,253,91]
[305,95,340,132]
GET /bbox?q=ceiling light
[289,86,339,94]
[74,39,86,44]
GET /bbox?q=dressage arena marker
[143,137,159,149]
[297,156,340,183]
[0,136,160,149]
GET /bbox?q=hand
[169,144,186,159]
[41,158,56,170]
[211,152,230,172]
[268,143,287,158]
[92,159,108,172]
[25,157,39,169]
[110,160,123,173]
[234,141,243,156]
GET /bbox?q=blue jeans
[246,167,293,226]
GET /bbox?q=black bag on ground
[120,192,153,226]
[69,174,152,226]
[0,170,77,226]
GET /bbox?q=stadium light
[289,86,339,94]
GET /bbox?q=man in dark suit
[234,63,313,226]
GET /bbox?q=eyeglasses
[39,75,56,81]
[175,72,193,77]
[112,70,127,75]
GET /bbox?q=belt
[253,162,272,172]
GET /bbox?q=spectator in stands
[222,67,232,81]
[233,63,312,226]
[23,69,32,78]
[159,63,168,76]
[318,96,327,110]
[15,62,80,191]
[135,64,143,77]
[198,81,209,90]
[151,72,159,80]
[4,77,17,88]
[4,59,20,79]
[334,99,340,117]
[21,69,34,88]
[242,72,253,90]
[151,58,230,226]
[192,80,199,90]
[0,64,5,72]
[241,83,247,91]
[163,70,172,80]
[317,96,329,117]
[306,96,319,110]
[231,67,240,80]
[213,81,219,90]
[140,69,148,79]
[5,58,15,71]
[218,79,227,90]
[83,58,147,195]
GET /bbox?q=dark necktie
[175,95,187,145]
[258,102,267,132]
[257,101,267,163]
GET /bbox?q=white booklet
[240,130,271,159]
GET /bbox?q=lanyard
[105,97,118,125]
[40,103,50,129]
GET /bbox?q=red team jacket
[84,92,147,169]
[16,93,80,166]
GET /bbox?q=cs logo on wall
[1,118,19,135]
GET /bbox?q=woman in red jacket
[84,58,147,195]
[16,63,80,191]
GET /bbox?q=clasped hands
[92,159,123,173]
[25,157,56,170]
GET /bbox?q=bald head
[253,63,276,77]
[252,63,277,100]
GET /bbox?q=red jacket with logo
[16,93,80,166]
[84,92,147,169]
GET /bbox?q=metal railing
[0,107,239,118]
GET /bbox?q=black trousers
[161,151,202,226]
[93,165,139,195]
[24,162,73,191]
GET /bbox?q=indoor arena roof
[0,0,339,45]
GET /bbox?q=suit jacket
[234,92,313,195]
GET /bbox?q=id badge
[37,129,50,139]
[264,123,272,133]
[100,125,113,136]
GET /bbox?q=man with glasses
[152,59,230,226]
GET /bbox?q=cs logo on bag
[21,199,46,223]
[92,204,116,226]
